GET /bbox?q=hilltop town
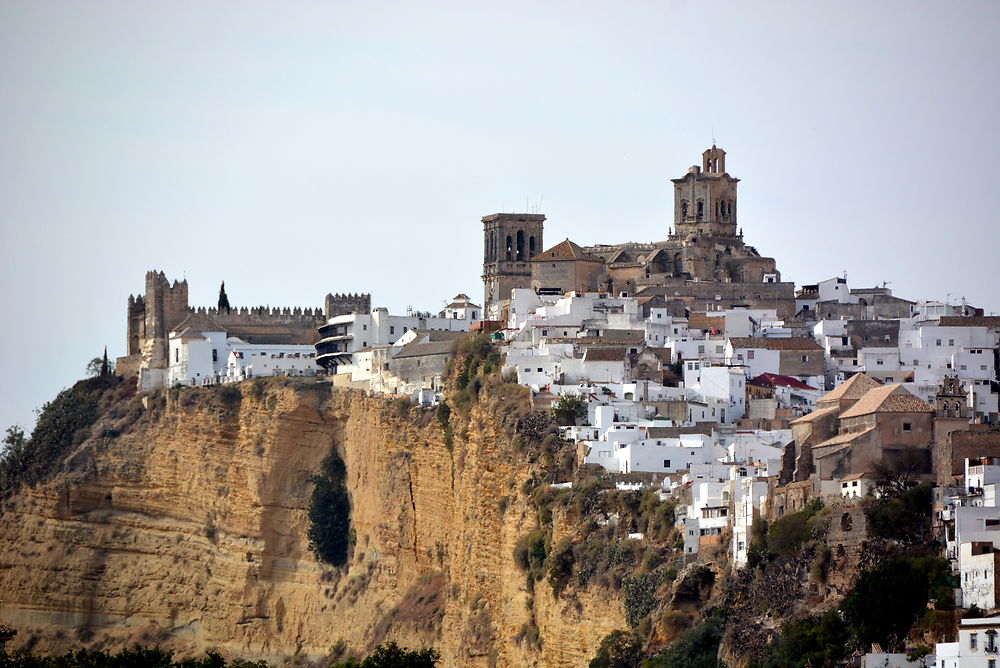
[109,146,1000,664]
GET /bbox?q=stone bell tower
[481,213,545,318]
[670,145,739,241]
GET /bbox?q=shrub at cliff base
[588,629,643,668]
[0,646,267,667]
[308,451,351,566]
[330,641,440,667]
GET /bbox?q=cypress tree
[218,281,231,312]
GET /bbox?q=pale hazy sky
[1,1,998,433]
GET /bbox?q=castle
[118,271,369,389]
[482,145,795,319]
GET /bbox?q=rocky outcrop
[0,379,624,666]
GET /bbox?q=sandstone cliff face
[0,379,624,666]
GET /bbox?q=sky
[1,0,998,434]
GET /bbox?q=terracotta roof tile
[531,239,598,261]
[728,337,823,351]
[817,373,882,404]
[583,347,627,362]
[839,384,933,419]
[790,404,840,425]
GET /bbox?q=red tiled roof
[748,373,817,390]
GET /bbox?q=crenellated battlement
[125,270,371,388]
[189,305,327,321]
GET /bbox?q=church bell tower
[481,213,545,318]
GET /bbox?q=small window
[802,355,809,363]
[390,326,395,335]
[363,324,367,331]
[903,423,911,432]
[663,459,671,467]
[971,632,978,649]
[748,350,754,360]
[537,368,543,373]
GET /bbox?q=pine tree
[100,347,110,377]
[218,281,231,312]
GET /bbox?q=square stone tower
[670,145,739,242]
[482,213,544,316]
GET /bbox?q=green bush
[622,572,659,629]
[0,376,121,498]
[589,629,643,668]
[840,556,949,651]
[0,646,268,667]
[865,481,933,543]
[753,610,849,668]
[553,394,587,423]
[765,500,823,560]
[644,609,729,668]
[329,641,440,667]
[308,451,351,566]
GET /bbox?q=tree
[589,630,643,668]
[218,281,231,312]
[872,449,930,498]
[329,642,440,668]
[553,394,587,424]
[840,557,943,651]
[86,351,115,378]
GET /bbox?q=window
[876,359,884,365]
[175,348,179,362]
[390,326,395,335]
[949,339,955,346]
[537,368,543,373]
[698,345,705,354]
[936,339,942,346]
[362,341,367,347]
[903,422,911,432]
[663,459,671,467]
[802,355,809,363]
[971,632,978,649]
[363,324,367,331]
[748,350,754,359]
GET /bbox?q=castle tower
[670,145,739,241]
[481,213,544,317]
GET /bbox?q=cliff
[0,376,625,666]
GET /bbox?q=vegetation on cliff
[308,450,352,566]
[0,374,132,501]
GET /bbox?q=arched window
[529,235,536,257]
[681,201,688,219]
[516,230,525,261]
[673,253,683,276]
[505,235,513,261]
[696,201,704,219]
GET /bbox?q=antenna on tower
[711,127,715,146]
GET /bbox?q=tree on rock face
[218,281,231,312]
[330,641,440,667]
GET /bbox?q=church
[481,146,796,320]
